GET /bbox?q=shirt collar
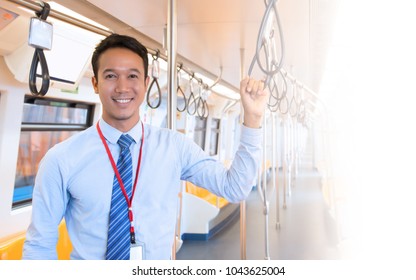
[98,119,143,145]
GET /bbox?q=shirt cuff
[241,124,263,146]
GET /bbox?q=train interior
[0,0,414,263]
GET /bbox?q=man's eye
[105,74,117,79]
[129,74,139,79]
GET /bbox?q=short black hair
[91,33,149,80]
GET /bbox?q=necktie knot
[118,134,134,150]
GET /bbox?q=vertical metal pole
[239,48,246,260]
[293,121,297,182]
[262,116,270,260]
[240,201,247,260]
[282,118,287,209]
[273,113,280,229]
[167,0,178,260]
[216,120,222,208]
[167,0,177,131]
[287,116,292,197]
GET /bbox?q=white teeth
[115,99,131,103]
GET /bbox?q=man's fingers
[241,77,265,95]
[240,76,250,91]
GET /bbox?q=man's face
[92,47,149,131]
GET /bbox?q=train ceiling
[54,0,339,96]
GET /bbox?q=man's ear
[92,76,98,93]
[144,75,150,90]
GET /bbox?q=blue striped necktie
[106,134,135,260]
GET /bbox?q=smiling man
[23,34,268,260]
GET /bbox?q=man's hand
[240,77,268,128]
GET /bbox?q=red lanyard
[96,121,144,244]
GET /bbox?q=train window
[193,117,206,150]
[209,118,220,156]
[12,96,94,209]
[21,96,91,127]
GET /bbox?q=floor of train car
[176,164,343,260]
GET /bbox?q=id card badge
[130,242,145,260]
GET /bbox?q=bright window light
[48,1,110,31]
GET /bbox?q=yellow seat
[185,181,229,208]
[0,220,72,260]
[0,231,25,260]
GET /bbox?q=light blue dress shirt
[23,119,262,260]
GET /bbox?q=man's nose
[115,77,129,93]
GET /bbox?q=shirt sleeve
[22,148,68,260]
[179,124,262,203]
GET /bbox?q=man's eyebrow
[102,68,142,74]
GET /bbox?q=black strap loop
[146,78,162,109]
[29,49,49,96]
[29,2,51,96]
[202,99,209,118]
[176,65,187,112]
[176,85,187,112]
